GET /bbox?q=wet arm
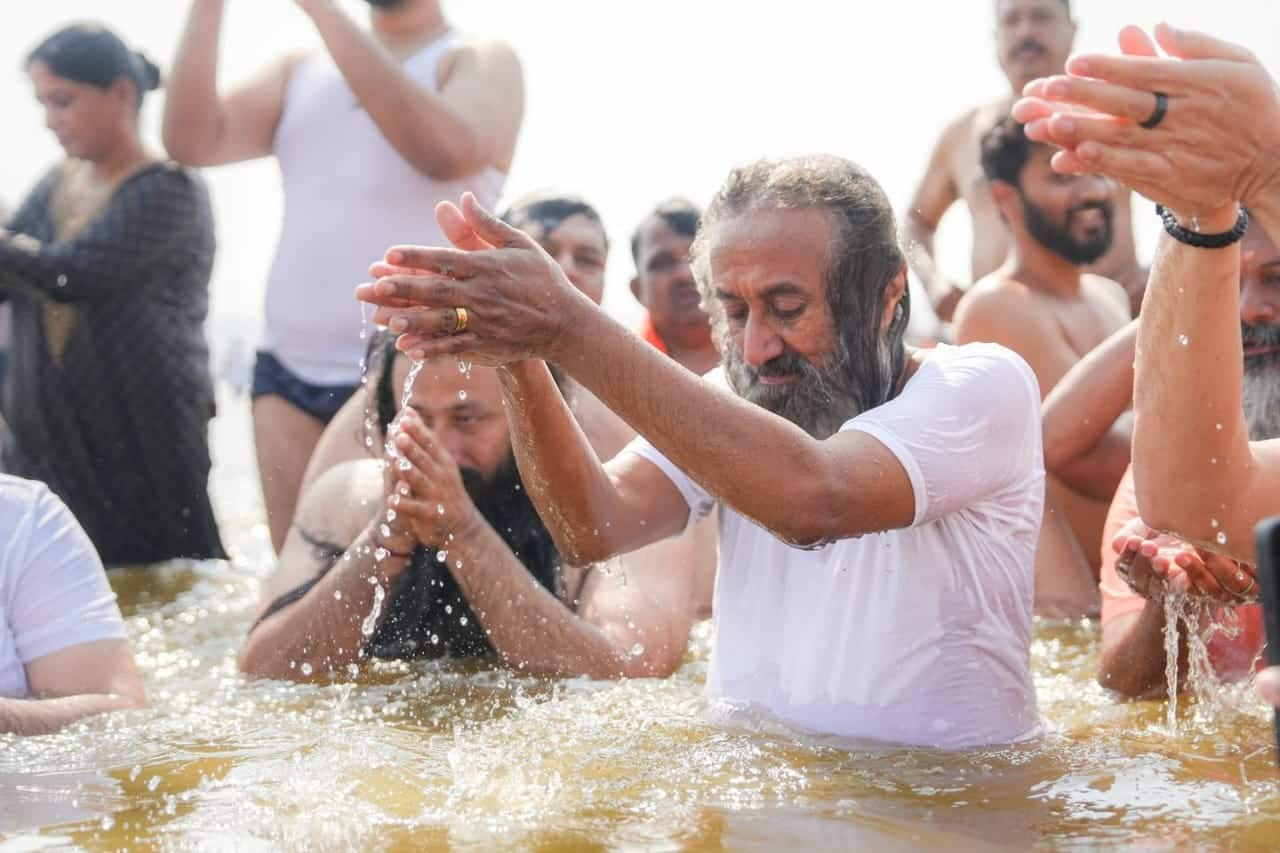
[1097,603,1183,698]
[162,0,292,166]
[0,171,200,304]
[497,360,688,564]
[301,0,522,179]
[904,123,964,321]
[240,502,412,680]
[1132,204,1280,562]
[1042,321,1136,501]
[0,640,146,736]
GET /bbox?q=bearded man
[358,155,1046,749]
[954,117,1132,618]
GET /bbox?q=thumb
[1154,22,1257,63]
[460,192,533,249]
[436,200,494,252]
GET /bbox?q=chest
[1041,288,1129,358]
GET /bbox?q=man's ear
[990,180,1021,226]
[881,266,908,332]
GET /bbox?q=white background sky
[2,1,1278,340]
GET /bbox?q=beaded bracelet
[1156,203,1249,249]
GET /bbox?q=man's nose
[742,313,782,368]
[1241,278,1280,326]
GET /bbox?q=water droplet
[300,662,313,676]
[445,604,453,614]
[100,815,115,831]
[1216,423,1224,431]
[436,550,448,563]
[397,458,411,471]
[437,503,445,516]
[458,390,468,401]
[374,547,389,561]
[459,616,468,626]
[1211,518,1220,529]
[385,509,397,523]
[147,776,161,792]
[1210,457,1218,465]
[379,523,392,538]
[1216,531,1227,546]
[347,663,359,679]
[333,590,343,601]
[630,643,645,656]
[430,634,439,645]
[129,765,142,782]
[56,274,68,287]
[1178,334,1190,347]
[455,559,463,569]
[361,582,386,637]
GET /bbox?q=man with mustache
[357,155,1046,749]
[904,0,1144,324]
[164,0,523,554]
[954,117,1131,618]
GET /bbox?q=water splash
[361,581,387,638]
[384,360,425,464]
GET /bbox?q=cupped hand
[1012,23,1280,217]
[354,193,585,366]
[1112,516,1259,604]
[386,409,483,550]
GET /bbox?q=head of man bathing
[691,155,911,439]
[995,0,1076,93]
[1240,221,1280,441]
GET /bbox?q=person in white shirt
[0,475,145,735]
[357,155,1045,749]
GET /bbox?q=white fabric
[0,475,126,698]
[264,33,507,385]
[627,343,1044,749]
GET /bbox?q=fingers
[363,273,461,312]
[375,305,470,338]
[437,200,495,252]
[460,192,533,250]
[1027,75,1161,125]
[1071,141,1170,185]
[1154,22,1257,63]
[1202,553,1260,603]
[1066,54,1190,95]
[383,245,477,279]
[1117,25,1159,58]
[398,412,453,469]
[395,331,480,361]
[1012,96,1056,125]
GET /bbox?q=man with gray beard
[1044,222,1280,697]
[357,155,1046,749]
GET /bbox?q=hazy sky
[2,1,1277,337]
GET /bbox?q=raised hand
[355,193,587,366]
[1012,23,1280,218]
[386,409,483,550]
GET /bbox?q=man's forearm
[1097,602,1178,698]
[162,0,225,162]
[239,524,410,679]
[0,693,139,736]
[498,361,632,563]
[446,520,650,679]
[303,1,477,178]
[1133,214,1246,546]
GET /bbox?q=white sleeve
[10,486,126,664]
[622,434,717,530]
[840,344,1044,527]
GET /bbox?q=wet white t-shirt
[0,475,126,697]
[627,343,1044,749]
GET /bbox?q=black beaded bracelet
[1156,203,1249,249]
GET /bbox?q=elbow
[161,119,216,167]
[405,129,488,181]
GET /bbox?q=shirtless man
[955,116,1130,617]
[905,0,1143,323]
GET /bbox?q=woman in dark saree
[0,24,224,566]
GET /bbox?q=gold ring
[452,306,468,334]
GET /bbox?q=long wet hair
[691,155,910,416]
[26,23,161,111]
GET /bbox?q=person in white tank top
[162,0,524,552]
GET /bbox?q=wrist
[368,520,415,560]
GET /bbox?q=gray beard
[1243,359,1280,441]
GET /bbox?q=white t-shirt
[0,475,126,698]
[627,343,1044,749]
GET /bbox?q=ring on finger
[450,306,469,335]
[1140,91,1168,130]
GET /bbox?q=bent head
[692,155,909,439]
[1240,222,1280,440]
[995,0,1075,91]
[26,24,160,162]
[381,350,513,483]
[631,198,708,346]
[982,117,1114,265]
[502,192,609,304]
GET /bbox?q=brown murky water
[3,396,1279,851]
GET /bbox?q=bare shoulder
[295,459,384,545]
[440,38,523,81]
[1081,273,1133,315]
[953,274,1047,341]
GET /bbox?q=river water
[2,393,1279,851]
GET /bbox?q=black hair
[630,197,701,264]
[980,116,1043,188]
[500,191,609,250]
[26,23,161,109]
